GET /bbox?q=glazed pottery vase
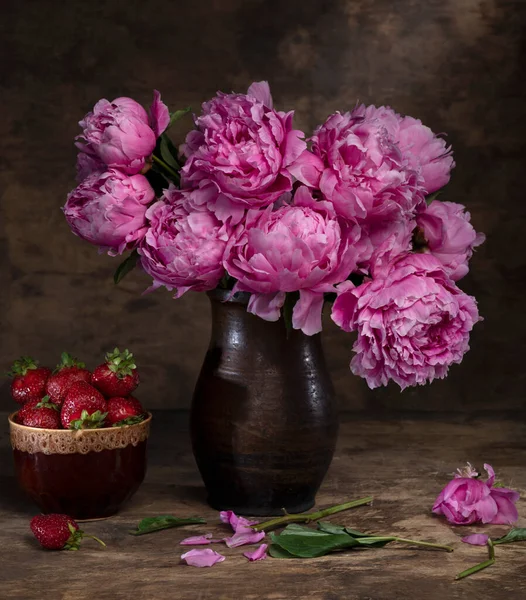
[190,290,338,516]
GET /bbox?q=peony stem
[252,496,373,532]
[456,538,495,580]
[366,536,453,552]
[152,155,180,182]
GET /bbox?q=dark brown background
[1,0,525,411]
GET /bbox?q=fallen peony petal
[461,534,490,546]
[181,549,226,567]
[244,543,268,561]
[180,534,213,546]
[219,510,258,532]
[224,530,266,548]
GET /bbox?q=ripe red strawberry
[60,381,107,429]
[17,398,41,423]
[20,396,61,429]
[8,357,51,404]
[30,514,105,550]
[45,352,91,406]
[92,348,139,398]
[106,396,145,426]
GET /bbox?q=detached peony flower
[291,110,425,224]
[63,169,154,255]
[139,187,230,297]
[331,253,481,389]
[351,104,455,194]
[181,81,309,214]
[415,200,485,281]
[433,464,519,526]
[224,186,361,335]
[77,96,157,175]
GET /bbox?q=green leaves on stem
[269,522,453,559]
[129,515,206,536]
[114,250,139,285]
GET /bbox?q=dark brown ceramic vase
[191,290,338,516]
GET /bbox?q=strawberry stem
[85,534,106,547]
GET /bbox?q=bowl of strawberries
[8,348,151,520]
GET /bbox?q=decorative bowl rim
[8,411,152,433]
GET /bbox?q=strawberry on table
[8,357,51,405]
[45,352,91,406]
[106,396,145,426]
[30,514,105,550]
[60,381,108,429]
[92,348,139,398]
[20,396,61,429]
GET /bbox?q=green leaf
[169,107,191,126]
[282,291,299,338]
[491,481,506,488]
[113,415,145,427]
[114,250,139,285]
[425,190,442,205]
[345,527,373,538]
[129,515,206,536]
[271,524,359,558]
[159,135,179,170]
[493,528,526,545]
[268,544,297,559]
[317,522,347,535]
[353,536,394,548]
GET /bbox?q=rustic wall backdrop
[1,0,525,411]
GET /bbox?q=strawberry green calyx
[63,523,106,551]
[56,352,86,371]
[36,396,59,411]
[105,348,137,379]
[112,415,145,427]
[69,409,108,430]
[8,356,39,377]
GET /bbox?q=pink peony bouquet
[64,81,485,390]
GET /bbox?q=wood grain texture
[1,410,525,599]
[1,0,526,411]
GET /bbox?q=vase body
[190,289,339,516]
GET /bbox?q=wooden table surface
[1,410,525,600]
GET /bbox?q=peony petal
[243,543,268,561]
[461,534,490,546]
[247,81,273,108]
[292,290,325,335]
[180,534,213,546]
[149,90,170,138]
[484,463,496,488]
[489,489,520,524]
[224,530,266,548]
[181,549,226,567]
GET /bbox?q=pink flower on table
[462,534,490,546]
[181,548,225,568]
[331,253,481,390]
[220,510,265,548]
[290,110,425,224]
[149,90,170,138]
[244,544,268,561]
[180,534,215,546]
[224,186,362,335]
[139,186,230,297]
[219,510,258,531]
[415,200,485,281]
[77,96,157,175]
[63,169,154,255]
[350,104,455,194]
[433,463,519,526]
[181,81,309,216]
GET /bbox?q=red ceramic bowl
[9,412,151,520]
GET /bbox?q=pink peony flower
[462,534,490,546]
[331,253,481,389]
[181,548,225,567]
[149,90,170,138]
[224,186,362,335]
[244,543,268,561]
[433,464,519,526]
[181,81,309,215]
[77,96,157,175]
[63,169,154,255]
[415,200,485,281]
[291,110,425,224]
[350,104,455,194]
[139,186,230,297]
